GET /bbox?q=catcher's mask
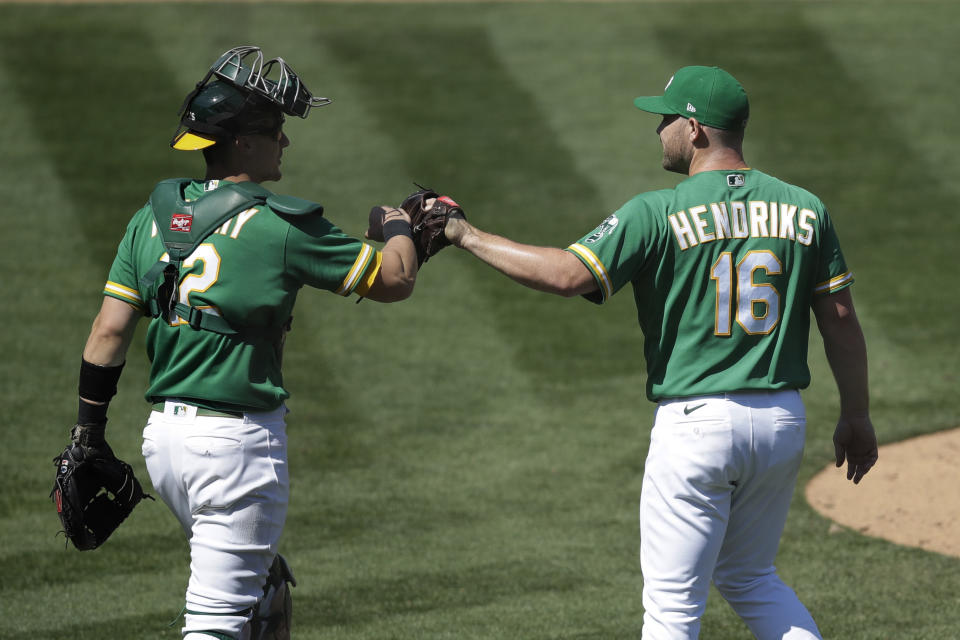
[171,45,331,151]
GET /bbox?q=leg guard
[247,554,296,640]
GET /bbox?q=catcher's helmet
[172,45,331,151]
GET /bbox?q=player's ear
[234,134,255,153]
[686,117,703,142]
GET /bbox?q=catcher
[53,45,457,640]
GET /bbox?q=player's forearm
[456,224,591,297]
[82,332,129,369]
[82,299,140,368]
[78,297,140,421]
[372,236,418,301]
[815,295,870,416]
[822,329,869,416]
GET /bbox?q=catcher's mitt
[51,435,151,550]
[398,186,465,266]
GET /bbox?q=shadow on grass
[300,559,588,628]
[5,611,173,640]
[6,531,187,592]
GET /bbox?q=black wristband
[78,399,109,425]
[383,219,413,242]
[78,359,124,403]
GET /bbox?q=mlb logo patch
[170,213,193,232]
[727,173,746,187]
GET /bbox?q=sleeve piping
[335,243,376,296]
[813,271,854,295]
[103,281,144,309]
[566,243,612,302]
[353,250,383,297]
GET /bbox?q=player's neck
[216,173,255,184]
[688,148,748,176]
[205,168,256,185]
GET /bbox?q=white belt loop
[243,403,288,425]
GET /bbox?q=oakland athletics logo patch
[585,214,619,244]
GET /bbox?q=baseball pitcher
[441,66,878,639]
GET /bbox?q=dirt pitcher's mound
[805,427,960,557]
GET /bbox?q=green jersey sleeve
[103,205,151,310]
[812,208,854,296]
[283,215,377,296]
[565,191,671,303]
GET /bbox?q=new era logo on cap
[634,66,750,131]
[170,213,193,233]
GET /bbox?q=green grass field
[2,2,959,638]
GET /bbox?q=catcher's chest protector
[139,180,323,335]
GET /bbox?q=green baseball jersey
[104,179,377,411]
[566,169,853,401]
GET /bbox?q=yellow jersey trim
[354,250,383,297]
[566,243,612,301]
[103,281,144,308]
[336,243,375,296]
[814,271,854,295]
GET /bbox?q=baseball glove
[51,429,151,551]
[398,186,465,266]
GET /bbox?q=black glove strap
[383,219,413,242]
[71,422,106,447]
[78,399,109,426]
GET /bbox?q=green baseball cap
[634,66,749,130]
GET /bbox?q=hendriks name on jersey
[667,199,817,251]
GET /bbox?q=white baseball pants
[640,390,821,640]
[142,401,289,640]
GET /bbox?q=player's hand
[71,422,116,461]
[833,413,878,484]
[443,217,471,248]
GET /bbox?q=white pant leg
[640,395,735,640]
[712,391,821,640]
[142,403,289,639]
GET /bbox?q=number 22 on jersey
[159,243,223,326]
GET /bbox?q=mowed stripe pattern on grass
[1,3,959,639]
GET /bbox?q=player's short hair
[708,124,746,148]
